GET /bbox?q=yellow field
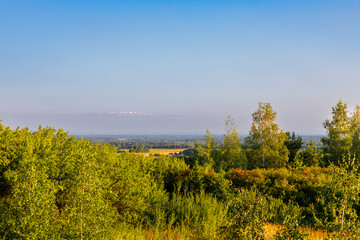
[137,148,186,157]
[122,148,187,157]
[148,148,187,155]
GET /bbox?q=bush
[151,156,232,201]
[0,125,163,238]
[166,190,228,239]
[226,167,360,229]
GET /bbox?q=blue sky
[1,0,360,134]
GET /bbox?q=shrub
[166,190,228,239]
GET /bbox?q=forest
[1,100,360,239]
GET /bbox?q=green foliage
[273,227,307,240]
[106,152,156,224]
[293,139,322,167]
[285,132,304,164]
[213,116,248,172]
[1,150,60,239]
[350,105,360,163]
[325,228,360,240]
[151,155,190,193]
[293,150,305,168]
[130,143,149,153]
[225,187,310,240]
[245,102,289,169]
[226,166,360,228]
[322,101,360,169]
[224,188,299,239]
[193,118,248,173]
[184,165,232,201]
[321,100,353,166]
[0,126,62,238]
[192,130,216,168]
[302,139,322,167]
[326,153,360,231]
[166,190,228,239]
[152,155,232,201]
[0,124,160,238]
[59,139,118,239]
[2,104,360,239]
[225,188,269,239]
[273,201,308,240]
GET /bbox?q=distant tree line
[115,142,195,152]
[94,139,196,152]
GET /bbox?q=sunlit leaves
[245,102,289,168]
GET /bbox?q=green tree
[302,139,322,167]
[350,105,360,163]
[214,116,247,171]
[292,139,321,167]
[225,188,267,239]
[321,100,353,166]
[330,153,360,233]
[56,139,118,239]
[106,152,156,224]
[245,102,289,168]
[193,130,216,168]
[0,126,71,238]
[0,129,61,239]
[0,124,160,238]
[284,132,303,164]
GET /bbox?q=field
[129,148,188,157]
[120,148,187,157]
[148,148,187,155]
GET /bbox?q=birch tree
[321,100,353,166]
[245,102,289,168]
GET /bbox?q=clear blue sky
[1,0,359,134]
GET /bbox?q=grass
[263,223,327,240]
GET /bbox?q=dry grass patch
[263,223,327,240]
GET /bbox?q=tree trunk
[341,198,346,230]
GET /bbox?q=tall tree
[245,102,289,168]
[321,100,353,166]
[214,116,247,171]
[350,105,360,162]
[60,139,117,239]
[331,153,360,231]
[193,130,217,168]
[1,128,60,239]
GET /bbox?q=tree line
[192,100,360,172]
[93,137,196,152]
[0,100,360,239]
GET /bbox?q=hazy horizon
[1,0,359,135]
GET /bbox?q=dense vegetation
[1,100,360,239]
